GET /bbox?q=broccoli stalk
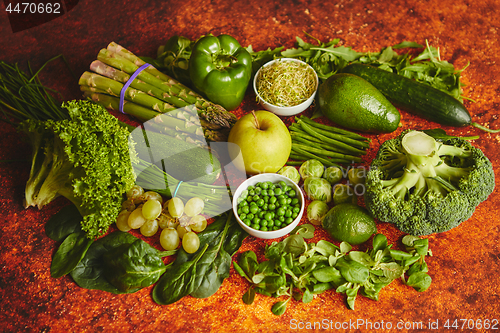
[21,100,137,239]
[365,130,495,236]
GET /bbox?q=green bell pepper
[189,34,252,111]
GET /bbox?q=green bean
[297,120,370,149]
[297,115,369,141]
[292,143,363,163]
[298,121,367,156]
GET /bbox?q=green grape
[184,197,205,217]
[140,219,159,237]
[128,207,147,229]
[126,185,144,202]
[121,199,136,212]
[176,225,191,239]
[168,197,185,218]
[158,212,178,229]
[190,215,207,232]
[142,199,162,220]
[160,228,180,251]
[116,210,132,232]
[182,232,200,254]
[142,191,163,203]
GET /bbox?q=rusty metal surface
[0,0,499,332]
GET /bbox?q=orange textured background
[0,0,499,332]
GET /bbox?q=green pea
[285,217,293,224]
[252,224,260,230]
[268,189,275,196]
[278,181,287,188]
[292,212,298,219]
[275,220,282,227]
[268,203,276,211]
[291,198,299,205]
[249,205,258,214]
[258,211,265,218]
[264,196,269,202]
[267,220,275,227]
[247,185,255,191]
[261,189,268,197]
[261,226,268,231]
[286,197,292,205]
[248,189,255,196]
[285,209,292,218]
[241,206,249,214]
[261,220,268,227]
[253,195,260,202]
[243,219,251,226]
[247,213,254,220]
[254,187,262,195]
[239,213,247,220]
[269,196,277,204]
[264,212,273,221]
[277,207,285,216]
[278,198,287,206]
[293,206,300,214]
[253,217,261,225]
[287,189,296,197]
[279,216,285,222]
[262,203,269,211]
[274,188,283,196]
[273,226,279,231]
[237,208,242,215]
[257,199,265,207]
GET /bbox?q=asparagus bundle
[288,116,370,167]
[79,42,237,142]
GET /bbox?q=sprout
[304,177,332,203]
[307,200,330,225]
[278,166,301,184]
[299,159,324,180]
[333,184,356,205]
[347,167,366,185]
[323,166,343,185]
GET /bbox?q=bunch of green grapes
[115,185,208,254]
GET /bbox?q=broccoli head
[21,100,137,239]
[364,130,495,236]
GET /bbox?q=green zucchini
[342,63,499,132]
[131,129,221,184]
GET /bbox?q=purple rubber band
[119,63,151,114]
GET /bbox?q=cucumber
[341,63,472,127]
[131,129,221,184]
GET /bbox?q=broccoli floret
[364,130,495,235]
[21,100,137,239]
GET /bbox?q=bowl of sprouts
[253,58,319,116]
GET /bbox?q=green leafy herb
[234,232,432,313]
[44,204,83,242]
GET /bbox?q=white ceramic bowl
[253,58,319,116]
[232,173,305,239]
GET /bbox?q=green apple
[228,110,291,174]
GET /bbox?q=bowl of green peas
[232,173,304,239]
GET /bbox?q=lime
[322,203,377,245]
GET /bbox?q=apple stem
[251,110,260,130]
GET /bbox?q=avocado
[318,73,400,133]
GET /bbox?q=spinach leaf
[153,213,242,303]
[50,231,93,278]
[71,231,154,294]
[45,204,83,241]
[152,244,209,304]
[102,239,174,293]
